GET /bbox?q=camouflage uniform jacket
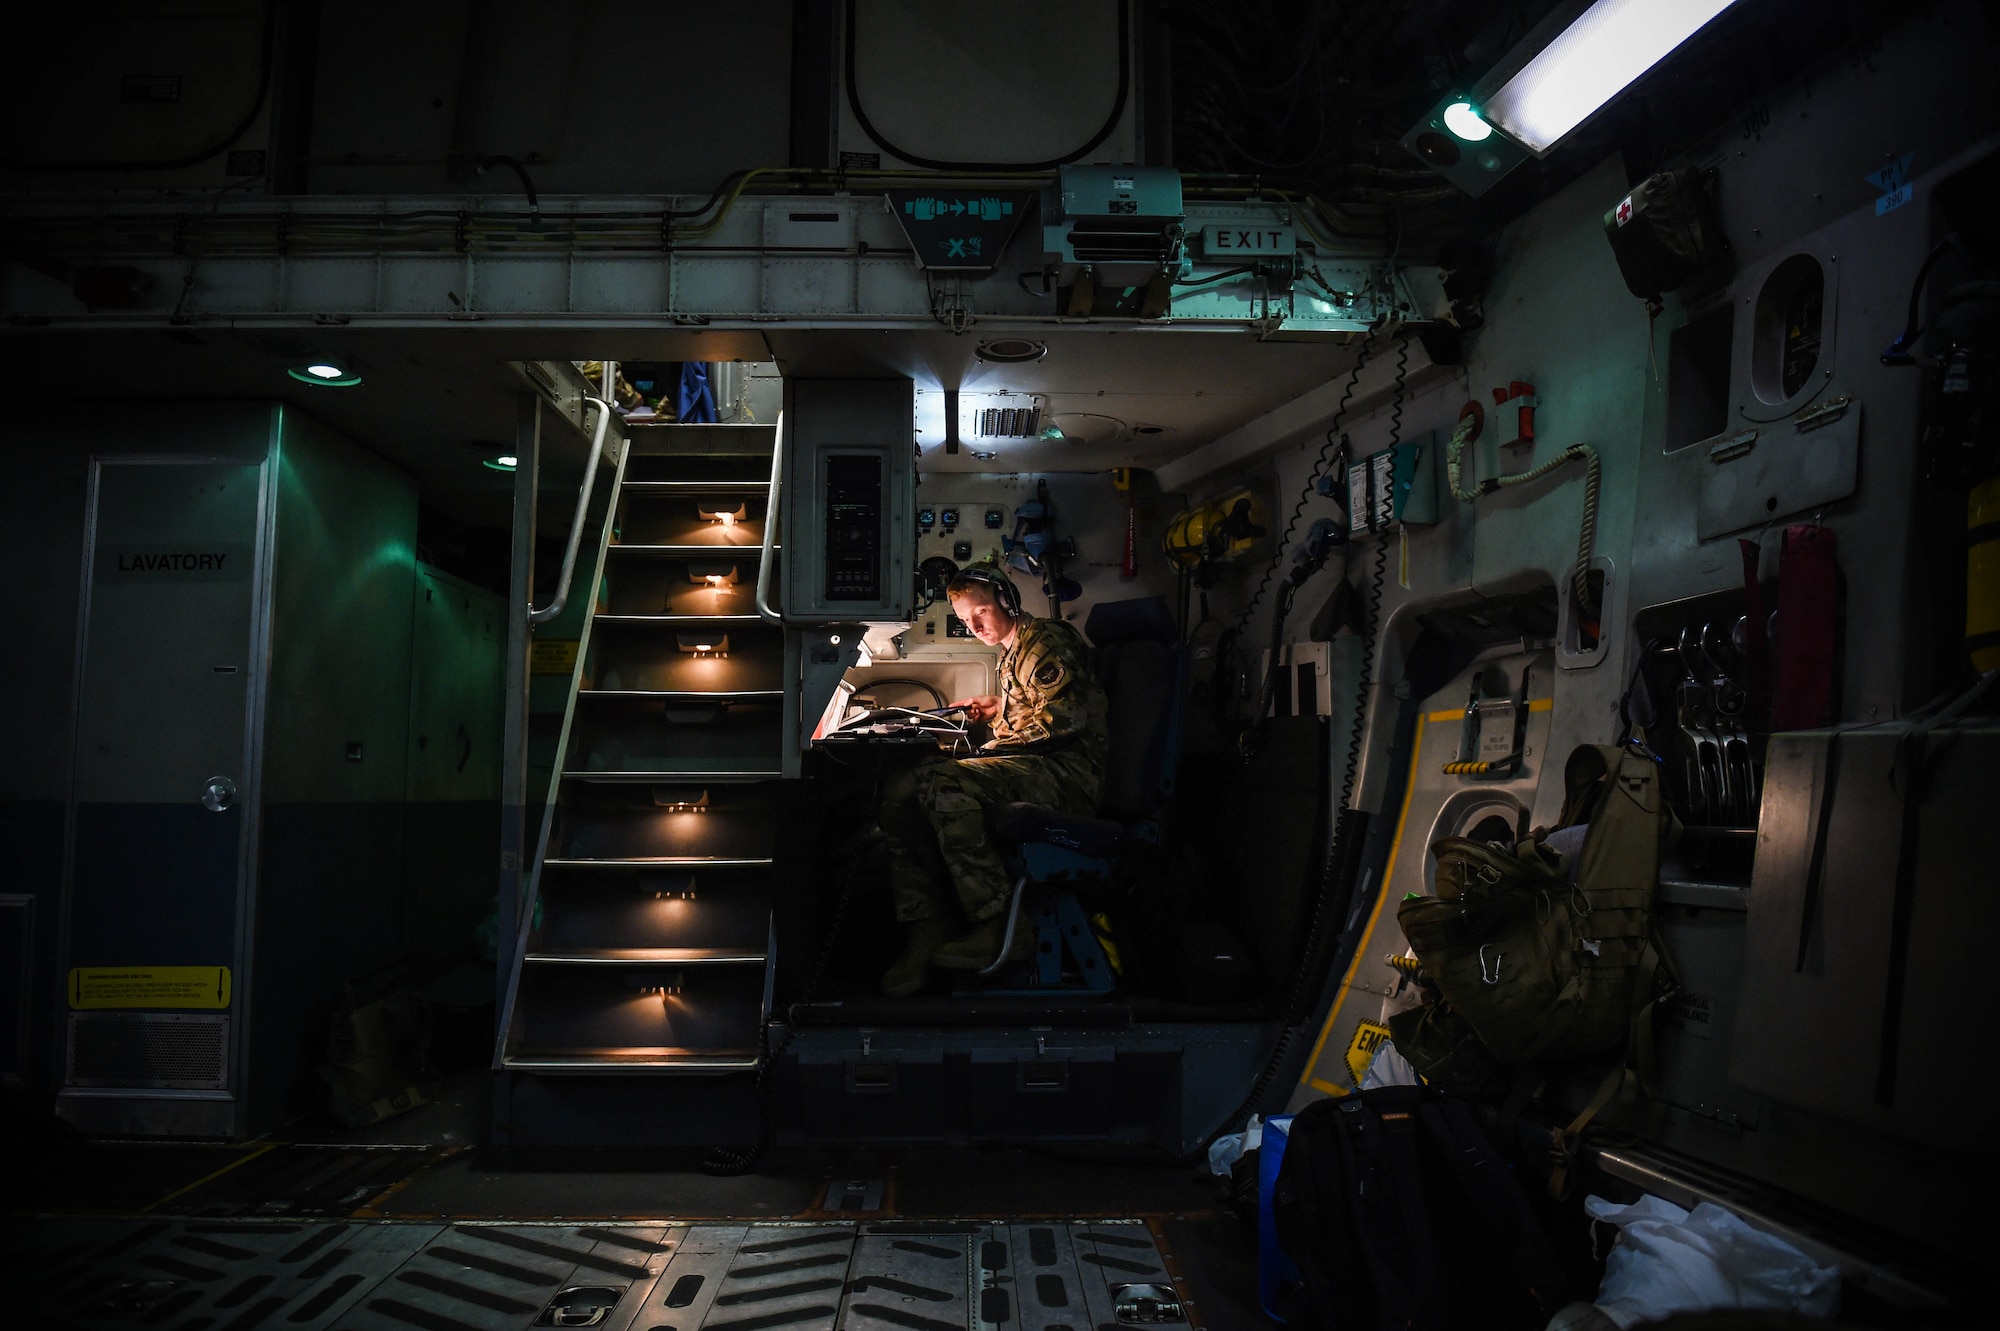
[981,616,1108,770]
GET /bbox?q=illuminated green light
[1443,102,1494,142]
[483,455,518,471]
[287,362,362,386]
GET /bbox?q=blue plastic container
[1257,1114,1302,1322]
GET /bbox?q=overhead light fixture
[482,455,518,471]
[1441,102,1492,142]
[975,338,1048,364]
[1404,0,1742,195]
[287,361,361,386]
[1485,0,1739,154]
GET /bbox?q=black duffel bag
[1271,1084,1570,1330]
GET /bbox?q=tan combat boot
[880,916,954,997]
[931,914,1033,971]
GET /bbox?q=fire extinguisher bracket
[1493,380,1537,451]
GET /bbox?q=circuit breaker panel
[783,379,916,622]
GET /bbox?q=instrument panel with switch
[904,488,1022,647]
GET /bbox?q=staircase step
[622,480,769,493]
[579,689,784,700]
[542,856,775,868]
[561,770,782,783]
[505,1049,760,1072]
[524,947,767,965]
[594,613,764,624]
[605,543,774,556]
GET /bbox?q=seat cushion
[989,802,1123,858]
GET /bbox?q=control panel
[783,379,916,622]
[903,480,1042,649]
[823,454,883,600]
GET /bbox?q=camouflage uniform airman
[879,615,1108,924]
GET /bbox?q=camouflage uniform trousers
[879,749,1101,924]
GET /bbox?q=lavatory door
[59,457,266,1137]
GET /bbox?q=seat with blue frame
[972,596,1186,992]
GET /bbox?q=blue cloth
[677,362,718,423]
[1259,1114,1301,1322]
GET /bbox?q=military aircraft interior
[3,2,1997,1328]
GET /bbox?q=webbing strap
[1738,536,1771,719]
[1546,1063,1627,1200]
[1877,728,1945,1106]
[1795,734,1843,972]
[1772,524,1839,730]
[1546,942,1663,1199]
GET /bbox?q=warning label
[1673,992,1716,1039]
[531,639,580,675]
[1345,1021,1393,1087]
[70,966,231,1010]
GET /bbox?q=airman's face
[948,586,1017,646]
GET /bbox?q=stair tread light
[287,362,361,386]
[1442,102,1493,142]
[1484,0,1742,156]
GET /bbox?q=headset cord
[1236,333,1381,639]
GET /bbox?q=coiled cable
[1236,333,1381,637]
[1211,335,1411,1139]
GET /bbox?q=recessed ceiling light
[975,338,1048,364]
[287,362,361,386]
[483,455,518,471]
[1135,424,1166,435]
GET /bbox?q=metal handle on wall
[527,394,613,627]
[755,410,786,624]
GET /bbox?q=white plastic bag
[1581,1193,1841,1328]
[1206,1114,1263,1177]
[1359,1037,1421,1089]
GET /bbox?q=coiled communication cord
[1444,412,1603,618]
[1235,333,1381,637]
[1213,335,1411,1140]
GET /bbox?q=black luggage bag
[1270,1084,1570,1330]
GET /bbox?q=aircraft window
[1750,253,1825,405]
[1664,304,1734,451]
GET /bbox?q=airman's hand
[951,695,1002,724]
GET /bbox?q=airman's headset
[944,564,1023,618]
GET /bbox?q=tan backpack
[1387,743,1677,1194]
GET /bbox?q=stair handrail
[527,394,613,626]
[755,409,786,624]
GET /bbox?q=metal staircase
[499,421,789,1075]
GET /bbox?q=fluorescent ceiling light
[1484,0,1741,155]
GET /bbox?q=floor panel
[4,1218,1191,1330]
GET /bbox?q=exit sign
[1201,224,1297,256]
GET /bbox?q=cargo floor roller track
[1,1215,1191,1330]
